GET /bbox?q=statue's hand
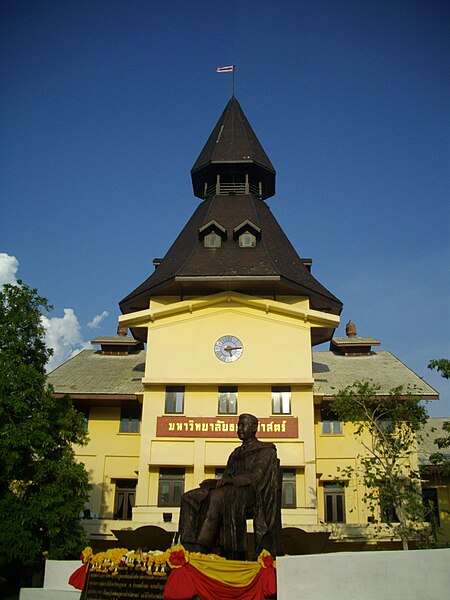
[216,477,233,488]
[232,474,252,487]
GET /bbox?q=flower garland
[81,544,229,577]
[83,546,170,577]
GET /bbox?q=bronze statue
[178,413,281,560]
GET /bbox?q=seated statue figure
[178,413,281,560]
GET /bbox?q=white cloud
[0,253,19,286]
[42,309,91,372]
[0,253,93,372]
[87,310,109,328]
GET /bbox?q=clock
[214,335,243,363]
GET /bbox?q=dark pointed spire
[120,97,342,346]
[191,97,276,200]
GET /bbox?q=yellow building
[419,418,450,546]
[49,97,440,553]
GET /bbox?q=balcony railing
[204,181,261,198]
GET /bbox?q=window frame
[281,469,296,508]
[320,406,342,435]
[272,387,291,415]
[324,482,346,523]
[119,405,142,433]
[158,468,185,507]
[381,502,400,524]
[379,485,400,523]
[422,488,440,527]
[218,386,238,415]
[204,231,222,248]
[165,386,185,414]
[215,468,225,480]
[113,479,137,520]
[77,406,90,430]
[239,231,257,247]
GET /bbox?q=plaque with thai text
[156,416,298,438]
[82,570,167,600]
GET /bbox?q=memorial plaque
[82,569,168,600]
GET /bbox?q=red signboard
[156,416,298,438]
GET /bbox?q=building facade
[49,97,442,552]
[419,418,450,546]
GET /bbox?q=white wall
[277,549,450,600]
[20,560,81,600]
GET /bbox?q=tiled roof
[312,351,439,398]
[48,350,145,396]
[48,348,438,401]
[419,418,450,465]
[119,194,342,317]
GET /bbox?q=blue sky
[1,1,449,415]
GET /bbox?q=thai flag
[216,65,234,73]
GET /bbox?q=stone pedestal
[276,549,450,600]
[19,560,82,600]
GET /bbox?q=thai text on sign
[156,416,298,438]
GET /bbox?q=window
[165,386,185,414]
[381,501,399,523]
[324,483,346,523]
[377,486,402,523]
[77,406,90,429]
[272,387,291,414]
[158,468,185,507]
[120,405,142,433]
[239,231,256,247]
[282,469,296,508]
[321,406,342,435]
[114,479,136,520]
[234,221,261,246]
[379,487,399,523]
[204,232,222,248]
[422,488,440,526]
[218,386,238,414]
[376,418,394,435]
[199,220,226,246]
[215,468,225,480]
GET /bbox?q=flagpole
[216,65,236,95]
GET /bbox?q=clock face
[214,335,243,363]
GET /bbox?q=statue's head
[237,413,258,442]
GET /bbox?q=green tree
[427,358,450,380]
[427,358,450,475]
[0,282,90,593]
[330,381,429,550]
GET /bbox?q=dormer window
[233,219,261,248]
[198,220,227,249]
[204,231,222,248]
[239,231,256,247]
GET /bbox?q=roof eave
[120,274,343,317]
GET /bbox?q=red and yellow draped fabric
[68,547,93,590]
[165,546,276,600]
[69,545,277,599]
